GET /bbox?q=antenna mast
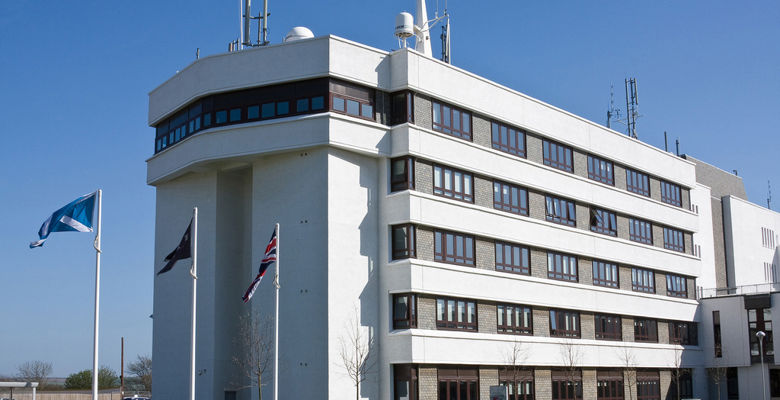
[769,180,773,210]
[624,78,640,139]
[606,84,622,129]
[237,0,270,49]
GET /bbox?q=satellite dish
[284,27,314,42]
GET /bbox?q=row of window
[392,293,698,344]
[391,225,691,297]
[390,158,689,253]
[762,227,777,249]
[394,365,692,400]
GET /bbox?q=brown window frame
[499,369,535,400]
[543,140,574,173]
[438,368,479,400]
[663,227,685,252]
[392,293,417,329]
[436,298,478,331]
[433,165,474,203]
[391,157,415,192]
[634,319,658,343]
[597,370,624,400]
[391,224,416,260]
[660,180,682,207]
[629,218,653,245]
[590,208,617,236]
[390,91,414,125]
[393,364,418,400]
[713,311,722,357]
[491,121,527,157]
[669,321,698,345]
[626,168,650,197]
[587,155,614,185]
[666,274,688,298]
[495,242,531,275]
[434,230,475,266]
[592,260,619,288]
[748,307,774,363]
[550,309,581,338]
[494,181,529,216]
[432,101,472,140]
[631,267,655,293]
[595,314,622,341]
[551,369,582,400]
[636,371,660,400]
[548,252,578,282]
[497,304,533,335]
[545,196,577,227]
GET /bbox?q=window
[229,108,241,122]
[247,105,260,119]
[713,311,722,357]
[669,321,697,345]
[551,370,582,400]
[625,169,650,197]
[636,371,660,400]
[631,268,655,293]
[587,155,614,185]
[543,140,574,172]
[669,369,693,400]
[764,262,777,283]
[493,181,529,216]
[762,227,777,248]
[394,364,418,400]
[432,101,471,140]
[296,98,309,113]
[391,157,415,192]
[499,369,534,400]
[595,314,622,341]
[438,368,479,400]
[663,227,685,252]
[433,165,473,202]
[592,260,619,288]
[666,274,688,298]
[436,298,477,330]
[548,252,578,282]
[660,180,682,207]
[596,370,624,400]
[550,309,580,338]
[748,307,774,363]
[392,224,416,260]
[215,110,228,124]
[434,230,475,266]
[771,369,780,398]
[391,91,414,125]
[393,294,417,329]
[590,208,617,236]
[634,319,658,342]
[727,368,738,399]
[330,79,374,120]
[629,218,653,245]
[545,196,577,227]
[497,304,533,335]
[276,101,289,115]
[311,96,325,110]
[496,242,530,275]
[492,122,526,157]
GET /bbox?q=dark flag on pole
[158,220,192,275]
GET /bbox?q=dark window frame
[596,370,624,400]
[626,169,650,197]
[669,321,698,345]
[391,157,415,192]
[432,101,472,141]
[550,309,581,338]
[587,155,614,185]
[499,369,535,400]
[551,369,582,400]
[493,181,529,216]
[434,230,475,266]
[713,311,722,357]
[496,242,531,275]
[595,314,622,341]
[663,227,685,252]
[543,140,574,173]
[391,224,416,260]
[393,364,418,400]
[748,307,774,363]
[330,92,375,121]
[548,252,578,282]
[590,208,617,236]
[438,368,479,400]
[629,218,653,245]
[491,121,527,158]
[545,196,577,227]
[636,371,660,400]
[390,91,415,125]
[631,267,655,293]
[392,293,417,329]
[666,274,688,298]
[634,319,658,343]
[660,180,683,207]
[592,260,619,288]
[436,298,478,331]
[433,165,474,203]
[497,304,533,335]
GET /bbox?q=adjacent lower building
[146,33,775,399]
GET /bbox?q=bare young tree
[232,312,273,400]
[502,339,531,395]
[16,361,52,387]
[127,355,152,392]
[616,347,637,400]
[708,365,728,400]
[559,339,583,396]
[669,346,683,400]
[339,307,375,400]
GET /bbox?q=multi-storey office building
[147,34,707,399]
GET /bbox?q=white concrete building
[147,34,713,400]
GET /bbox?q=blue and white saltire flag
[242,227,278,303]
[30,192,97,248]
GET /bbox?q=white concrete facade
[149,36,708,400]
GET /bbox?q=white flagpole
[190,207,198,400]
[274,222,280,400]
[91,189,102,400]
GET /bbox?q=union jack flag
[242,227,278,303]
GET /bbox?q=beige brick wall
[472,114,492,149]
[526,134,544,164]
[658,321,670,344]
[582,368,598,400]
[415,158,434,195]
[660,370,672,400]
[622,316,635,342]
[476,238,495,271]
[614,164,627,190]
[418,296,437,330]
[623,370,637,400]
[529,191,546,221]
[619,266,634,292]
[655,272,667,296]
[417,226,435,262]
[650,177,662,203]
[581,312,595,340]
[681,188,691,210]
[474,176,494,209]
[531,249,548,279]
[617,215,631,241]
[652,224,665,248]
[687,278,696,299]
[478,302,497,334]
[573,150,589,179]
[534,308,550,337]
[684,232,693,255]
[419,367,438,400]
[579,258,593,286]
[479,368,499,400]
[575,203,590,230]
[414,94,433,131]
[535,369,552,400]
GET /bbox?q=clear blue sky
[1,0,778,378]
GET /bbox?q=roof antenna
[401,0,449,59]
[625,78,640,139]
[606,83,622,129]
[768,180,773,210]
[239,0,270,49]
[440,10,451,63]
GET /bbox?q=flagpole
[190,207,198,400]
[91,189,102,400]
[274,222,279,400]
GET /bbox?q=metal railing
[698,282,780,299]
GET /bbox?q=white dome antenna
[284,26,314,42]
[395,12,414,48]
[395,0,451,63]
